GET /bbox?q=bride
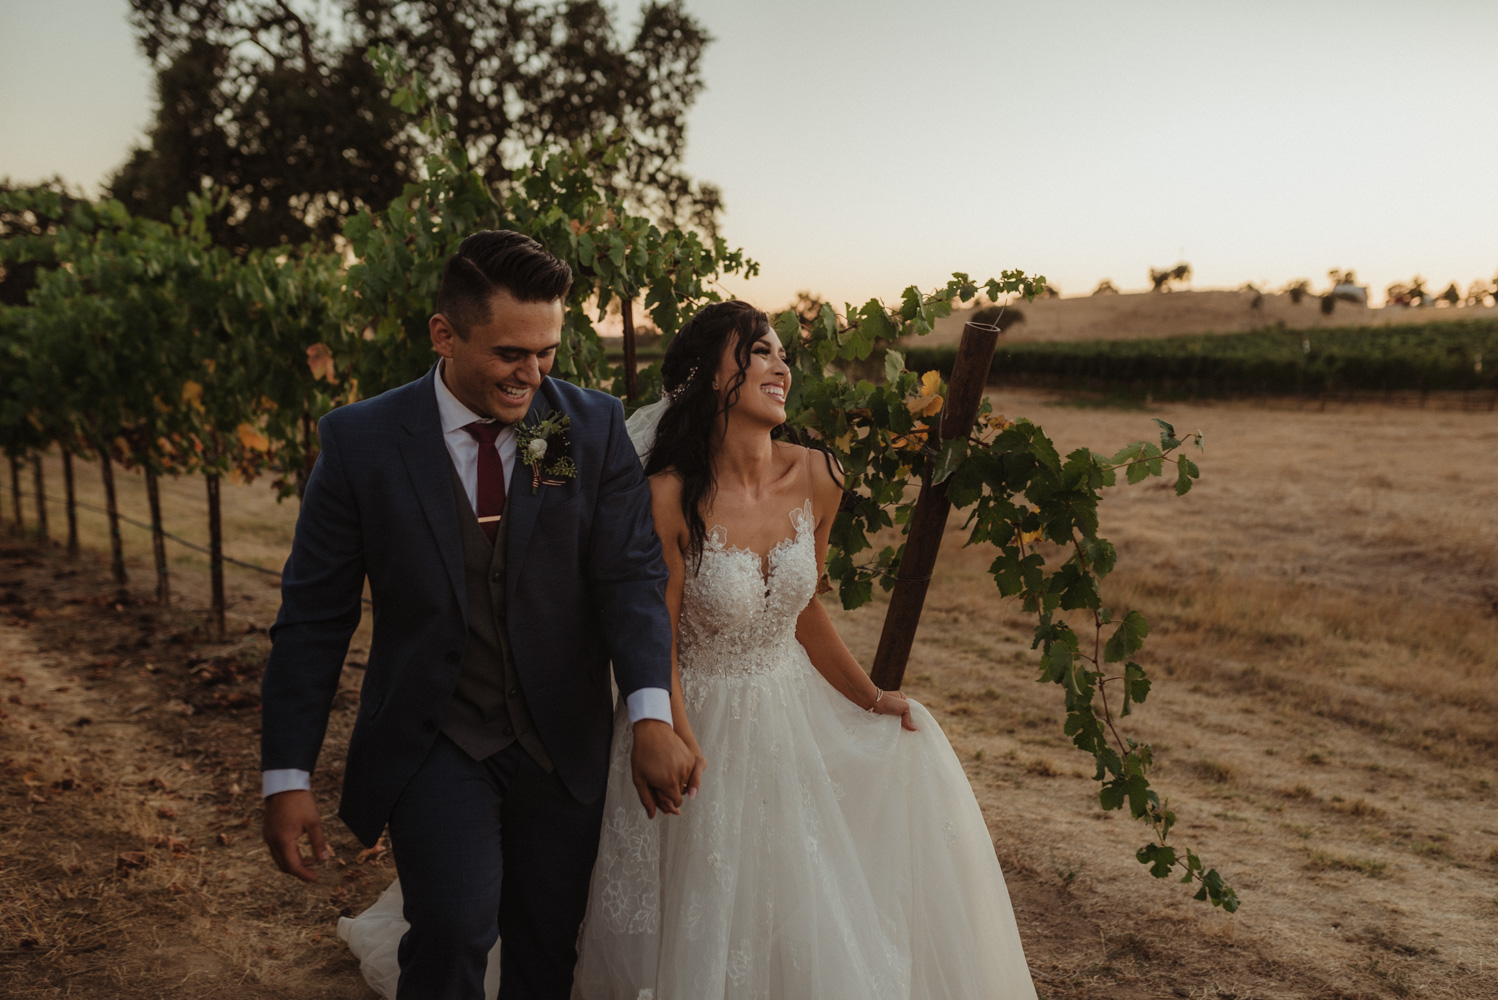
[340,301,1037,999]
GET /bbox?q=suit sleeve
[586,398,674,700]
[260,416,366,774]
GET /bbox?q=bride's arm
[794,450,917,731]
[648,472,708,795]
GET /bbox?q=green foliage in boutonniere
[516,411,577,494]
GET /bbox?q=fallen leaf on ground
[116,851,149,872]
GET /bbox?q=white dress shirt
[263,363,673,797]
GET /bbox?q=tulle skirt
[340,644,1036,999]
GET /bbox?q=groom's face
[431,288,563,423]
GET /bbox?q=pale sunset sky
[3,0,1496,308]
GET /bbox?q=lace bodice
[677,500,818,682]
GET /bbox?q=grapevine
[775,288,1236,910]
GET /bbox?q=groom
[260,230,697,998]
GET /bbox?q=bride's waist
[678,637,804,680]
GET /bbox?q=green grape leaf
[859,300,897,344]
[1104,610,1149,663]
[883,348,906,383]
[1137,842,1178,878]
[1111,440,1165,484]
[773,309,802,346]
[1175,456,1200,496]
[1121,661,1151,716]
[931,437,967,485]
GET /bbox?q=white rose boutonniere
[515,412,575,494]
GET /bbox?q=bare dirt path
[0,548,382,998]
[3,389,1498,999]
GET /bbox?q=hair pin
[663,365,699,402]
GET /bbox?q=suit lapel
[504,380,555,599]
[398,365,465,615]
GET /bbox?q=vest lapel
[503,380,555,601]
[399,366,465,617]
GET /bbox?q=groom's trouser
[388,735,605,1000]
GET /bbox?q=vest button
[422,719,437,733]
[490,571,502,583]
[444,650,460,664]
[507,688,518,698]
[502,725,513,737]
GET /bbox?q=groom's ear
[430,313,459,358]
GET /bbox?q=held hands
[630,719,702,819]
[262,789,333,882]
[868,688,919,732]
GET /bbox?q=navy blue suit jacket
[261,367,673,847]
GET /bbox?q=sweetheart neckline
[704,499,814,590]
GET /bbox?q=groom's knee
[402,886,502,962]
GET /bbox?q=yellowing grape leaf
[237,423,270,452]
[181,380,205,412]
[307,343,338,383]
[889,421,929,451]
[906,370,944,416]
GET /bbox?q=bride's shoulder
[647,468,685,510]
[776,441,844,507]
[647,466,682,489]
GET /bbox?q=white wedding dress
[339,499,1036,999]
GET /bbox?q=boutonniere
[516,411,577,494]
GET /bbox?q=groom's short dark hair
[436,230,573,338]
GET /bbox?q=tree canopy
[0,177,82,307]
[116,0,717,249]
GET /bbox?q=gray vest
[441,460,554,771]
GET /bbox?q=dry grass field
[2,387,1497,999]
[922,291,1498,346]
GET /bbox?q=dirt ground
[921,291,1498,345]
[2,388,1497,999]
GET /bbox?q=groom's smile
[430,287,565,424]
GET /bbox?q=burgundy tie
[462,421,506,542]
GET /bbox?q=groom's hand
[630,720,696,819]
[263,789,333,882]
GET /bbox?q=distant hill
[916,290,1497,347]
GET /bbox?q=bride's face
[715,327,790,427]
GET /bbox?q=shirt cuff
[625,686,673,727]
[262,768,312,798]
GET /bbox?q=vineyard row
[901,318,1498,402]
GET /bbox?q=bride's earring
[712,378,720,391]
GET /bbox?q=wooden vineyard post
[621,297,639,401]
[206,471,226,637]
[144,467,169,605]
[7,455,20,535]
[32,455,49,544]
[62,449,78,557]
[99,453,127,589]
[870,320,1001,692]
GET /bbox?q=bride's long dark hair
[646,300,784,564]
